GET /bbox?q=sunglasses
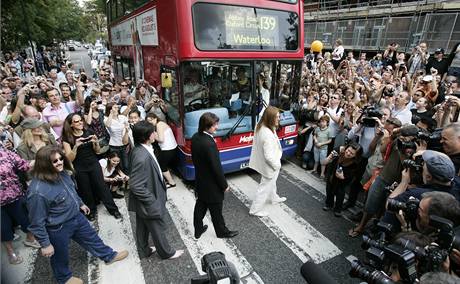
[52,157,64,164]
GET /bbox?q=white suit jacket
[249,125,282,178]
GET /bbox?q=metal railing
[304,0,447,13]
[304,12,460,54]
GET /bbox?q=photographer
[323,142,363,217]
[144,94,167,121]
[440,123,460,172]
[387,151,457,203]
[408,42,429,77]
[349,125,419,238]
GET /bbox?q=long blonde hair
[21,127,50,148]
[256,106,279,133]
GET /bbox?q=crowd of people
[297,40,460,281]
[0,50,177,284]
[1,38,460,283]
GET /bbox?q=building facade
[304,0,460,54]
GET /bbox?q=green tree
[1,0,105,51]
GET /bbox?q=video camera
[361,106,383,127]
[416,128,443,152]
[191,252,238,284]
[350,216,460,283]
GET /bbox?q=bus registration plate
[240,162,249,169]
[284,124,296,134]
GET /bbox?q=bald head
[22,105,40,120]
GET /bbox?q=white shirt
[326,106,343,137]
[141,143,164,181]
[332,46,344,61]
[105,115,128,146]
[158,126,177,151]
[99,159,115,177]
[392,107,412,125]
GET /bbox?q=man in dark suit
[128,121,183,259]
[192,112,239,239]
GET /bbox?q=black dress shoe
[112,211,122,219]
[111,192,124,199]
[217,230,239,238]
[194,225,208,239]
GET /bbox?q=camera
[383,86,395,97]
[387,197,420,224]
[191,252,238,284]
[401,156,424,185]
[416,129,443,152]
[361,106,382,127]
[349,260,395,284]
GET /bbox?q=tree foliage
[1,0,106,51]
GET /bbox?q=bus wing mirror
[161,73,172,88]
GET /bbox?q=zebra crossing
[2,162,362,284]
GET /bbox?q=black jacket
[191,132,228,203]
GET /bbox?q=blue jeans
[47,213,116,284]
[364,175,391,215]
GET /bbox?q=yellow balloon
[311,40,323,52]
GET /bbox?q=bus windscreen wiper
[222,95,268,140]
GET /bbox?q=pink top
[42,101,77,139]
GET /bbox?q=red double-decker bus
[106,0,304,180]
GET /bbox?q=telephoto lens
[349,260,396,284]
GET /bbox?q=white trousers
[250,169,280,213]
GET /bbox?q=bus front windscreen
[181,61,300,138]
[192,3,299,51]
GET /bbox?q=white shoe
[271,197,287,204]
[249,211,269,217]
[167,249,184,259]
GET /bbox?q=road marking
[228,173,341,264]
[283,161,326,197]
[0,231,38,284]
[95,199,146,284]
[166,180,264,284]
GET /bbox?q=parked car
[68,45,76,51]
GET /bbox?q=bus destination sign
[224,13,279,47]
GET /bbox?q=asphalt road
[67,47,93,78]
[2,159,366,284]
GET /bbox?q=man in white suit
[248,106,286,217]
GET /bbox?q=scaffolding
[304,0,460,54]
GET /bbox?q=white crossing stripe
[283,161,326,197]
[228,173,341,263]
[166,179,264,284]
[96,198,146,284]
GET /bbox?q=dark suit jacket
[128,144,167,219]
[191,132,228,203]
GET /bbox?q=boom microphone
[300,261,338,284]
